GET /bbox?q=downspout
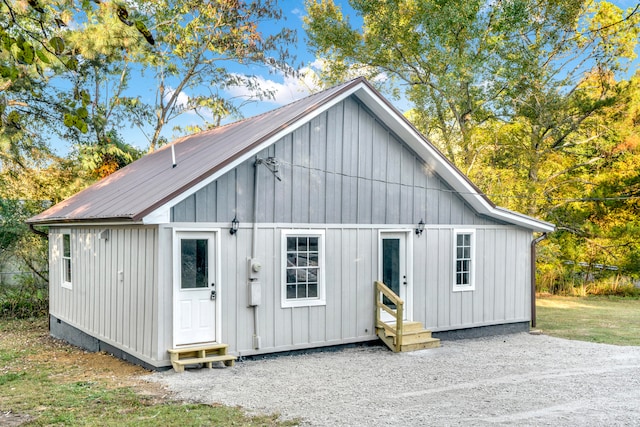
[530,233,548,328]
[29,223,49,240]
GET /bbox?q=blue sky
[52,0,639,154]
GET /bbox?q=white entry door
[379,232,411,322]
[173,231,218,346]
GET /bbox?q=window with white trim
[453,230,474,291]
[62,232,72,289]
[281,230,325,308]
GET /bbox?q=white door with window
[379,231,412,322]
[173,231,218,346]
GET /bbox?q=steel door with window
[173,231,217,346]
[379,232,410,322]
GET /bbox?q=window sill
[452,286,475,292]
[61,282,73,290]
[281,299,326,309]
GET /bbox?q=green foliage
[0,275,48,319]
[307,1,640,288]
[74,130,144,179]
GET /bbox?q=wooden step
[168,343,229,354]
[376,321,440,352]
[384,321,424,333]
[168,343,237,372]
[172,354,237,372]
[399,338,441,352]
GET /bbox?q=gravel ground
[148,333,640,426]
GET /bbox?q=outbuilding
[28,78,554,370]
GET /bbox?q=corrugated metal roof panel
[28,78,362,224]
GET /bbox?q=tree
[304,0,639,179]
[140,0,298,150]
[305,0,640,286]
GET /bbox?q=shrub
[0,274,48,319]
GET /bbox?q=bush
[0,274,48,319]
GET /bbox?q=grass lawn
[0,317,297,426]
[536,294,640,346]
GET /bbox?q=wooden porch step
[376,321,440,353]
[168,343,237,373]
[384,321,425,333]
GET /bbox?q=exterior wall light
[415,219,425,236]
[230,217,239,235]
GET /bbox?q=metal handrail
[374,280,404,352]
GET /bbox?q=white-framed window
[281,230,326,308]
[453,229,475,291]
[61,232,72,289]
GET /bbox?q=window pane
[298,254,308,267]
[309,237,318,251]
[462,273,469,285]
[181,239,208,289]
[308,283,318,298]
[64,259,71,283]
[287,269,296,284]
[462,260,469,272]
[463,247,470,259]
[287,253,296,267]
[456,247,463,259]
[288,237,297,252]
[297,237,308,251]
[456,260,462,273]
[287,284,297,299]
[457,234,464,246]
[309,253,319,266]
[63,234,71,257]
[297,283,307,298]
[463,234,470,246]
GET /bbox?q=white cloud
[224,64,325,107]
[164,87,191,111]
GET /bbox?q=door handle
[210,289,216,300]
[403,275,407,285]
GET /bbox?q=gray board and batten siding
[170,96,532,357]
[48,226,163,366]
[172,96,498,227]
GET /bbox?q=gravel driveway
[149,333,640,426]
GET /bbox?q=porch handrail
[374,280,404,352]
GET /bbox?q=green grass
[536,295,640,346]
[0,317,298,426]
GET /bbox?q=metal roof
[27,77,554,232]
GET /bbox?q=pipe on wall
[250,157,262,349]
[530,232,548,328]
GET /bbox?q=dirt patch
[1,319,169,404]
[0,411,34,427]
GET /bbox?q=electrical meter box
[248,281,261,306]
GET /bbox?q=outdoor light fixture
[230,217,239,235]
[415,219,425,236]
